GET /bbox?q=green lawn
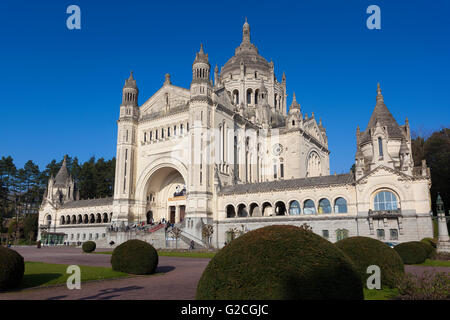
[416,259,450,267]
[92,250,216,258]
[16,261,129,290]
[363,287,399,300]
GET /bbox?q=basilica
[38,21,433,248]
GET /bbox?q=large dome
[221,20,271,75]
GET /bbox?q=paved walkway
[1,247,448,300]
[0,247,210,300]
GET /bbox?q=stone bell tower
[185,44,214,242]
[113,71,139,225]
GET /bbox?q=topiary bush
[82,241,96,253]
[0,246,25,291]
[394,242,428,265]
[416,241,435,259]
[335,236,404,288]
[421,237,437,249]
[196,225,363,300]
[111,240,158,275]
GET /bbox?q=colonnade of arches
[142,121,189,144]
[228,88,283,110]
[226,197,348,218]
[59,212,113,225]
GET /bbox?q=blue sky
[0,0,449,174]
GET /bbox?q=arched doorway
[142,166,186,224]
[146,211,154,224]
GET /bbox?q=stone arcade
[38,21,433,248]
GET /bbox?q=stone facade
[38,20,433,248]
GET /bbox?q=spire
[376,82,383,102]
[289,92,300,110]
[194,43,209,65]
[242,18,250,44]
[359,83,404,144]
[54,156,70,187]
[124,71,138,89]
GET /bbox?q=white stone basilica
[38,21,433,248]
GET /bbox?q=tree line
[411,128,449,214]
[0,155,115,243]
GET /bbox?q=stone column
[175,206,180,223]
[438,212,450,242]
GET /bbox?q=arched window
[46,215,52,227]
[262,202,273,216]
[288,200,300,215]
[249,203,261,217]
[275,201,286,215]
[237,204,248,217]
[334,197,348,213]
[307,151,321,177]
[303,200,316,214]
[66,215,71,224]
[378,137,383,157]
[96,213,102,223]
[247,89,252,105]
[77,214,82,224]
[103,213,109,223]
[60,216,65,225]
[318,198,332,214]
[374,191,398,211]
[72,215,76,224]
[226,205,236,218]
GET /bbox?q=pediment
[356,165,412,184]
[140,85,189,115]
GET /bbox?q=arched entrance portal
[143,167,186,224]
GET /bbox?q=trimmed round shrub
[0,246,25,291]
[111,240,158,275]
[421,237,437,249]
[335,236,404,288]
[196,225,363,300]
[394,241,428,264]
[82,241,96,253]
[416,241,435,259]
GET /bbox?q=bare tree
[202,224,214,248]
[171,226,182,249]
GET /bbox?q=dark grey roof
[219,173,354,195]
[54,158,70,187]
[61,197,113,209]
[360,86,405,144]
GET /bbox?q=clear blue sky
[1,0,449,174]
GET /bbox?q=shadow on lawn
[156,265,175,273]
[20,273,63,289]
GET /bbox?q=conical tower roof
[360,83,404,144]
[54,156,70,187]
[124,71,138,89]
